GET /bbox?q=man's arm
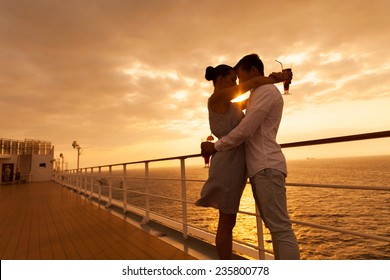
[201,85,277,155]
[205,86,275,155]
[210,75,278,105]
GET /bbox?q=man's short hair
[234,54,264,76]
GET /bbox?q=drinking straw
[275,60,283,70]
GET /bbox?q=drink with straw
[283,66,292,94]
[276,60,292,94]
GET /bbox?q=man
[201,54,300,259]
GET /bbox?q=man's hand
[201,141,217,156]
[282,69,293,82]
[269,71,292,83]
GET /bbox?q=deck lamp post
[72,141,81,191]
[59,153,64,173]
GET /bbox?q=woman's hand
[201,141,217,156]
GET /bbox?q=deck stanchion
[106,165,112,208]
[123,164,127,176]
[98,167,102,202]
[90,177,93,199]
[74,170,77,192]
[123,165,128,214]
[71,170,74,190]
[255,206,266,259]
[122,178,127,214]
[142,162,150,225]
[180,158,188,239]
[90,167,94,198]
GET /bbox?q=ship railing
[54,130,390,260]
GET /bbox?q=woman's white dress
[195,102,247,214]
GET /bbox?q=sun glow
[231,92,250,103]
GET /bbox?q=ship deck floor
[0,181,195,260]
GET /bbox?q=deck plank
[0,182,195,260]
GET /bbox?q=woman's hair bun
[205,66,216,81]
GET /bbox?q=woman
[195,64,288,259]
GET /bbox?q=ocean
[94,155,390,260]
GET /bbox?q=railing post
[255,205,266,260]
[83,168,87,194]
[98,167,102,202]
[90,167,94,199]
[123,164,127,176]
[123,164,127,213]
[122,178,127,214]
[72,170,75,190]
[106,165,112,208]
[82,170,86,194]
[90,177,94,200]
[76,170,79,192]
[141,162,150,225]
[180,158,188,239]
[76,166,80,193]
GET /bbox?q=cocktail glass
[201,135,214,168]
[282,64,292,95]
[276,60,292,95]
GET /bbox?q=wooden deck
[0,181,196,260]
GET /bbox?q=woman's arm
[210,76,275,103]
[209,71,288,104]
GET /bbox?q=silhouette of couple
[196,54,300,260]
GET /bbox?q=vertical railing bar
[84,172,87,194]
[180,158,188,239]
[81,172,84,194]
[72,170,75,190]
[69,170,72,189]
[76,165,80,193]
[123,164,127,214]
[107,165,112,208]
[98,167,102,202]
[123,164,127,176]
[90,177,94,200]
[142,162,150,225]
[255,205,266,260]
[122,178,127,214]
[85,173,87,194]
[80,174,83,194]
[74,169,77,192]
[90,167,94,198]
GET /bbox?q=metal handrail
[68,130,390,171]
[57,130,390,259]
[280,130,390,148]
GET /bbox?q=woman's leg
[216,211,237,259]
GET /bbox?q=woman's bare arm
[209,71,289,105]
[210,76,277,104]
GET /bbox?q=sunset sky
[1,0,389,169]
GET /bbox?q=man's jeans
[250,168,300,260]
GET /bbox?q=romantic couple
[196,54,300,260]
